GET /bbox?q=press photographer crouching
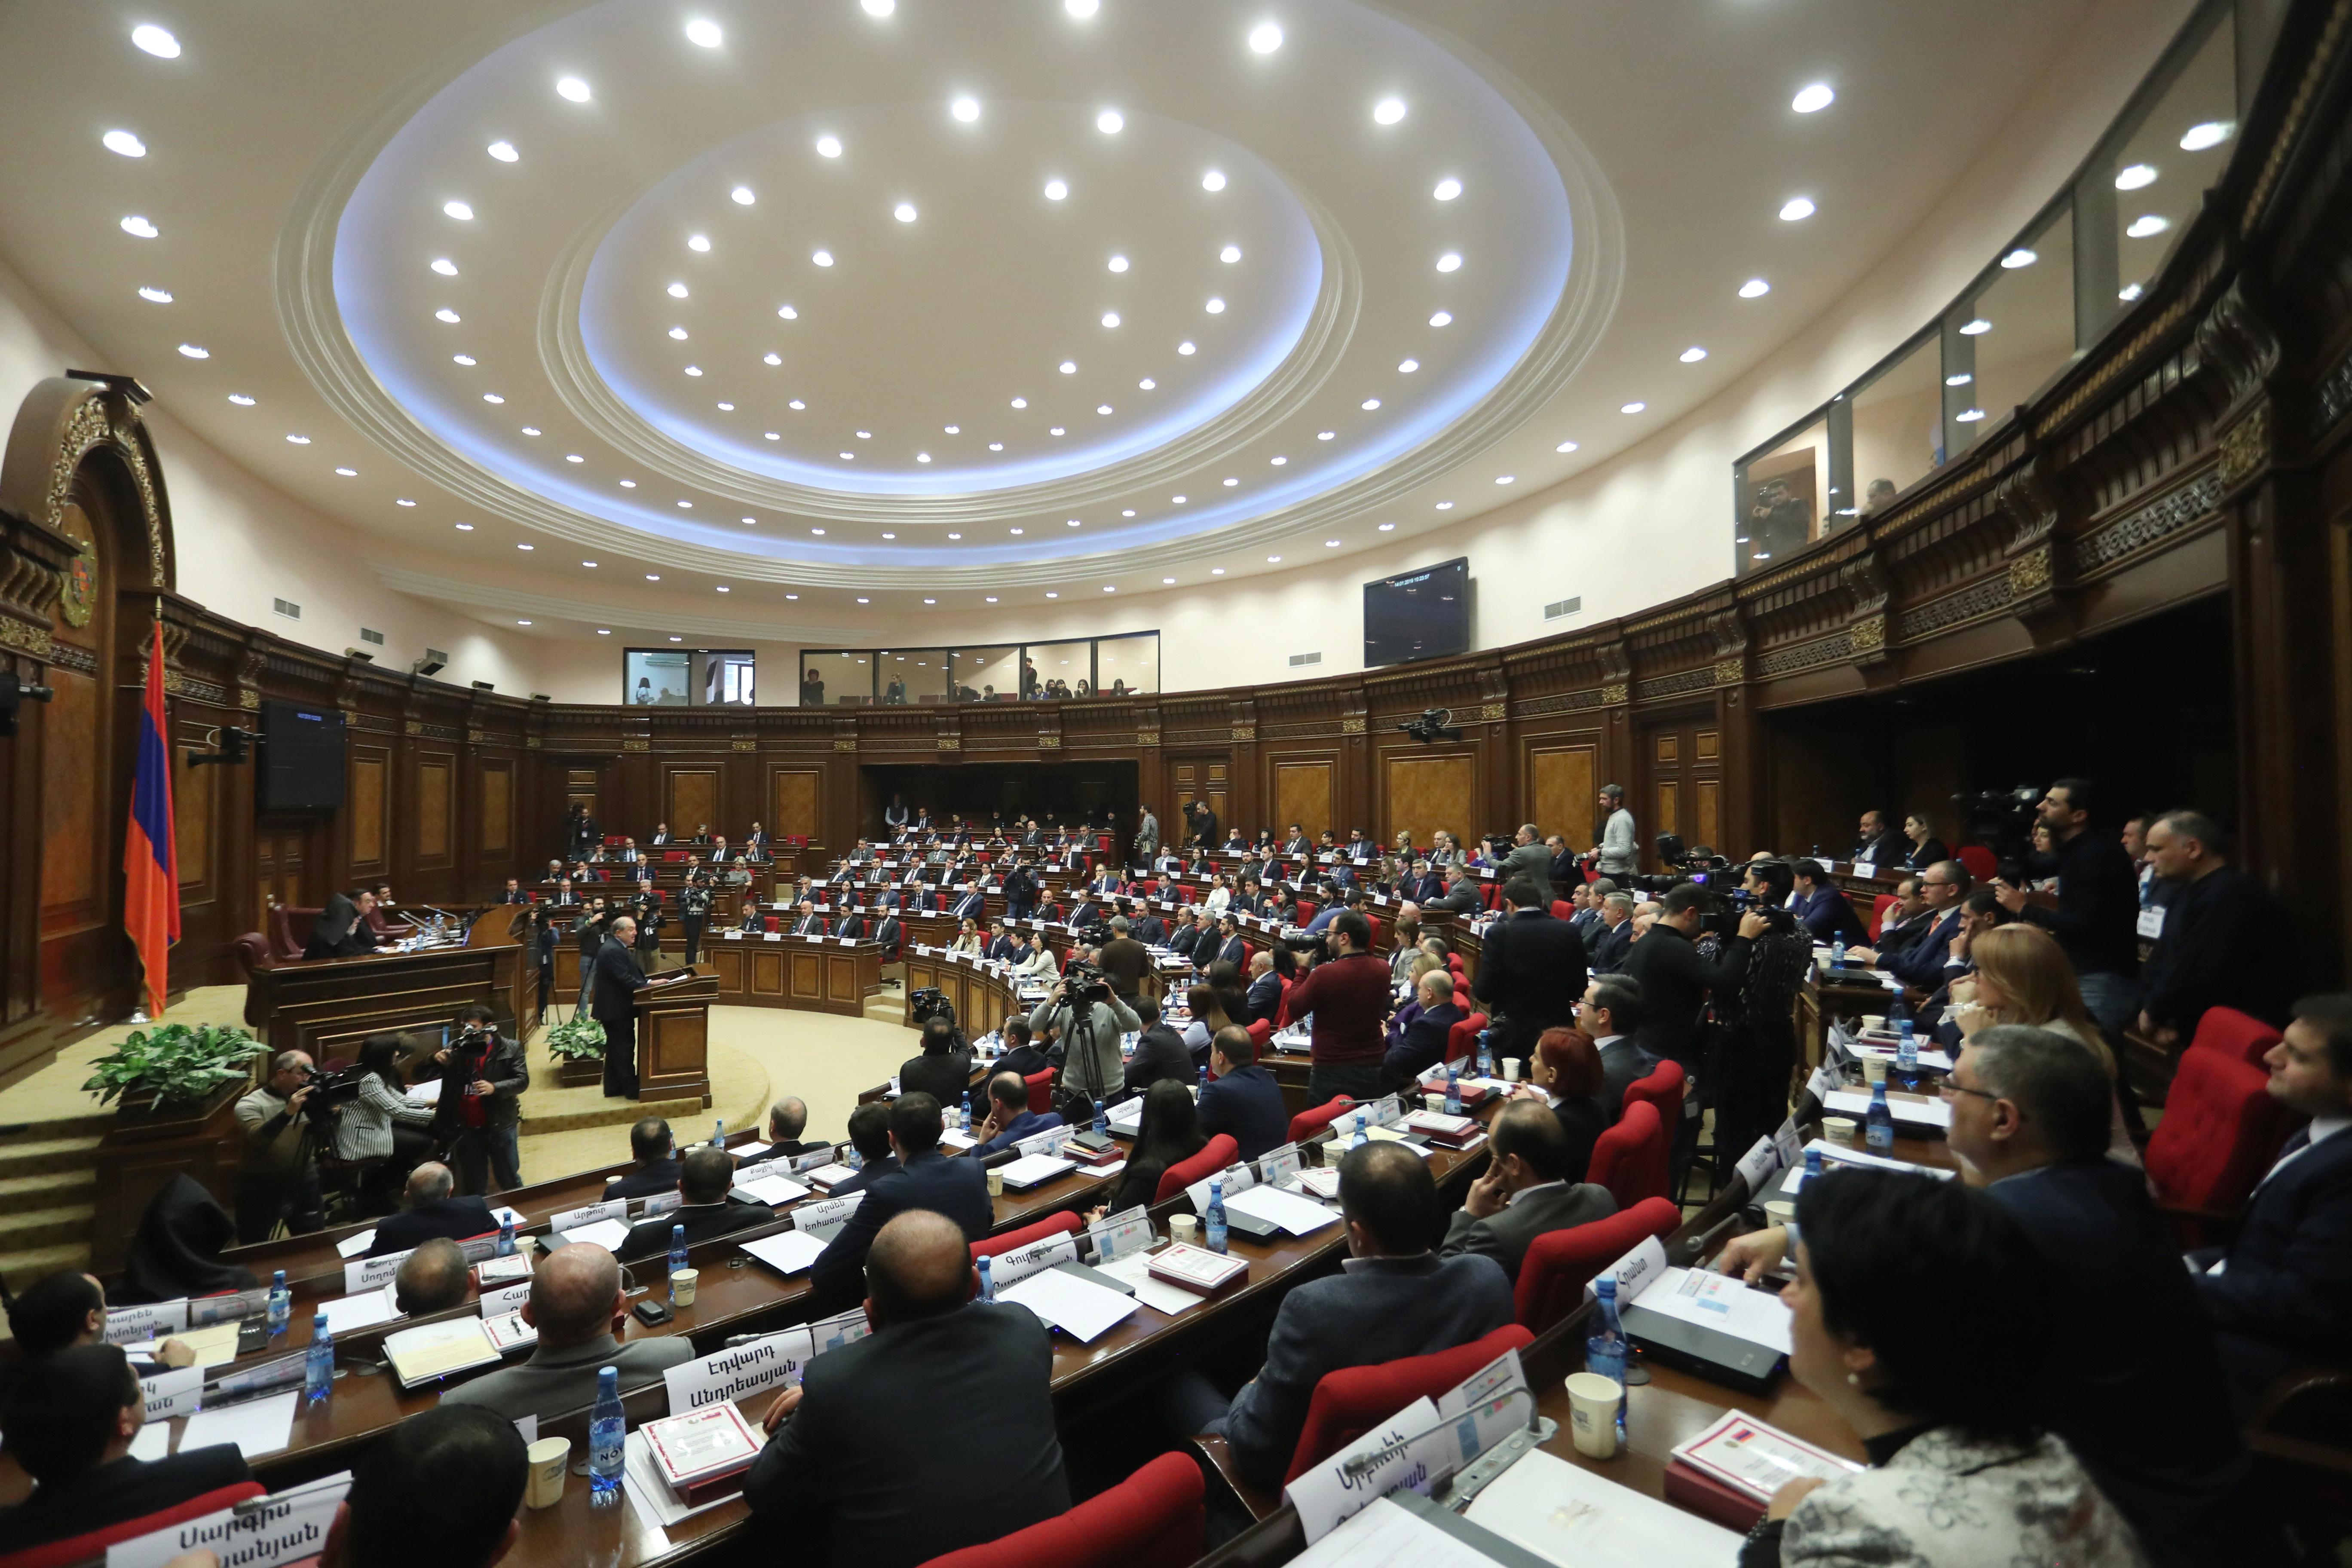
[429,1003,529,1195]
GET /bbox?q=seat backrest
[1023,1068,1055,1114]
[1285,1323,1536,1482]
[1515,1197,1683,1332]
[1621,1058,1686,1134]
[2190,1006,2284,1068]
[9,1481,268,1568]
[1285,1096,1357,1146]
[1550,899,1573,921]
[1444,1014,1483,1070]
[2147,1044,2297,1214]
[972,1210,1081,1262]
[269,904,321,961]
[1156,1134,1239,1204]
[1955,845,1996,882]
[1245,1018,1272,1051]
[1587,1098,1668,1208]
[1868,894,1899,939]
[1295,900,1318,925]
[917,1451,1204,1568]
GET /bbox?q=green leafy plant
[545,1016,606,1062]
[82,1022,266,1110]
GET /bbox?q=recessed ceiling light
[1267,554,1283,563]
[1045,591,1059,599]
[556,76,591,102]
[228,393,256,406]
[516,619,532,626]
[1427,311,1455,328]
[334,466,357,477]
[1620,401,1646,413]
[487,140,518,162]
[1096,404,1113,415]
[1373,98,1407,125]
[1138,377,1155,389]
[1122,508,1136,516]
[1177,340,1195,355]
[1100,311,1121,328]
[1494,475,1514,485]
[1043,178,1069,201]
[173,342,207,359]
[131,24,181,58]
[683,366,701,377]
[1222,477,1238,487]
[395,497,415,506]
[436,308,462,324]
[1735,276,1776,302]
[743,516,757,524]
[893,202,918,223]
[1270,455,1287,465]
[1955,407,1986,422]
[1011,396,1028,408]
[1317,430,1335,440]
[950,96,981,123]
[2179,120,2233,151]
[1435,252,1461,273]
[949,530,963,538]
[517,542,533,550]
[815,134,843,158]
[668,282,690,298]
[668,327,689,341]
[1679,346,1707,363]
[1432,178,1462,202]
[120,215,159,238]
[1945,372,1973,386]
[685,17,723,46]
[1378,521,1395,531]
[789,399,806,410]
[620,478,637,487]
[1398,358,1419,373]
[1434,501,1452,510]
[2000,248,2037,269]
[1219,245,1242,264]
[103,129,147,158]
[732,185,756,205]
[583,559,597,567]
[715,585,731,594]
[1066,0,1099,16]
[1201,169,1228,193]
[646,572,662,579]
[1247,20,1283,52]
[1361,398,1381,410]
[1792,83,1835,113]
[1555,439,1579,453]
[454,521,473,530]
[597,628,611,634]
[688,233,712,252]
[1107,254,1129,273]
[1059,360,1077,374]
[2118,282,2144,302]
[812,250,833,266]
[1960,317,1991,335]
[676,499,693,509]
[856,430,871,438]
[430,258,458,277]
[763,352,782,366]
[839,451,854,459]
[1779,196,1816,222]
[2115,163,2157,191]
[989,441,1004,450]
[1172,494,1187,503]
[2125,214,2170,238]
[924,597,937,604]
[1096,109,1124,134]
[861,0,894,14]
[138,286,172,303]
[856,596,871,603]
[984,594,997,602]
[565,453,585,462]
[285,434,311,444]
[1050,426,1066,435]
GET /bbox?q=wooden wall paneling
[1526,739,1598,849]
[346,746,389,873]
[171,717,214,903]
[1381,748,1476,851]
[769,767,822,843]
[414,752,454,869]
[479,759,512,858]
[1269,756,1335,841]
[665,766,719,838]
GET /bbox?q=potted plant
[82,1022,266,1116]
[545,1015,606,1087]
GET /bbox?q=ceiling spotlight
[1067,0,1100,15]
[286,434,311,444]
[176,343,208,358]
[763,352,781,364]
[945,424,960,433]
[1555,439,1579,452]
[989,441,1004,450]
[685,17,722,46]
[1739,278,1771,299]
[1270,455,1286,465]
[777,305,798,320]
[1096,109,1124,134]
[669,282,690,298]
[1049,426,1066,435]
[1172,494,1187,503]
[1433,177,1461,201]
[1177,340,1195,354]
[1435,252,1461,272]
[1108,254,1128,272]
[1792,82,1835,113]
[482,392,505,404]
[1164,576,1176,583]
[2000,247,2037,269]
[812,249,834,266]
[597,628,612,634]
[683,366,702,377]
[120,215,159,238]
[839,451,854,459]
[435,308,461,323]
[1955,407,1986,422]
[668,327,688,340]
[2125,214,2170,238]
[1202,169,1227,192]
[1057,360,1077,374]
[1779,196,1816,221]
[861,0,894,14]
[949,530,963,538]
[1097,404,1113,414]
[1219,244,1242,263]
[454,521,472,529]
[856,430,871,438]
[1138,377,1155,389]
[809,529,825,537]
[716,401,733,411]
[1044,178,1068,200]
[1398,358,1419,373]
[893,202,918,222]
[103,129,147,157]
[1373,98,1407,125]
[565,453,585,462]
[620,479,636,487]
[1267,554,1282,563]
[396,497,415,505]
[1122,508,1136,516]
[789,398,806,409]
[1361,398,1381,410]
[1068,517,1084,527]
[131,24,181,57]
[951,96,980,122]
[923,597,937,605]
[676,500,692,508]
[432,257,458,276]
[228,393,255,405]
[1494,475,1514,485]
[1011,396,1028,408]
[688,233,711,251]
[883,532,896,538]
[1211,567,1224,575]
[555,76,591,102]
[438,201,475,224]
[815,134,843,158]
[742,516,756,524]
[1205,297,1225,313]
[138,286,172,303]
[1429,310,1452,327]
[516,542,533,550]
[2118,282,2145,302]
[1434,501,1452,510]
[1679,346,1707,363]
[1247,20,1283,52]
[1620,401,1646,413]
[1325,539,1341,548]
[1317,429,1334,439]
[732,185,756,204]
[1945,372,1974,386]
[2179,120,2234,151]
[1378,522,1395,531]
[487,140,519,162]
[516,620,531,626]
[1960,317,1991,334]
[2115,163,2157,190]
[453,353,478,365]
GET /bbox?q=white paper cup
[1823,1115,1859,1144]
[1862,1057,1888,1086]
[986,1168,1005,1197]
[1565,1372,1622,1458]
[1862,1014,1886,1033]
[1424,1092,1446,1112]
[670,1268,698,1307]
[1170,1215,1200,1245]
[527,1437,571,1509]
[1501,1060,1522,1082]
[1763,1199,1799,1225]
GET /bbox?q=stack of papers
[998,1153,1077,1189]
[1089,1249,1206,1316]
[317,1284,401,1336]
[1465,1448,1741,1565]
[995,1268,1139,1342]
[1223,1185,1341,1237]
[1640,1267,1794,1356]
[176,1391,300,1461]
[383,1317,502,1387]
[733,1172,811,1207]
[740,1230,828,1275]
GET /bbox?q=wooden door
[1638,717,1726,869]
[1169,758,1227,839]
[256,824,308,926]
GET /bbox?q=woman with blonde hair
[949,916,984,956]
[1949,924,2140,1167]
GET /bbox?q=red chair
[1285,1096,1360,1146]
[2191,1005,2285,1068]
[1481,882,1504,912]
[919,1452,1204,1568]
[1588,1099,1669,1209]
[1444,1012,1486,1070]
[1868,894,1899,939]
[762,915,778,932]
[1621,1059,1686,1136]
[972,1210,1081,1262]
[1245,1018,1272,1053]
[1282,1324,1535,1483]
[2147,1042,2297,1246]
[1295,900,1319,925]
[1515,1197,1682,1332]
[10,1482,267,1568]
[1550,899,1573,921]
[1956,845,1996,883]
[1023,1068,1055,1115]
[1155,1133,1239,1203]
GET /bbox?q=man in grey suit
[1188,1142,1515,1489]
[439,1243,693,1422]
[1440,1102,1616,1279]
[1500,823,1553,887]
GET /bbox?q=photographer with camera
[571,895,612,1018]
[1621,882,1765,1072]
[1030,963,1141,1108]
[232,1051,326,1242]
[1281,909,1393,1104]
[678,863,714,966]
[431,1003,528,1195]
[1700,860,1815,1188]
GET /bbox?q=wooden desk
[242,940,526,1065]
[702,933,882,1015]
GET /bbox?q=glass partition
[1848,332,1945,516]
[1096,632,1160,695]
[2109,20,2236,308]
[877,649,951,705]
[1026,637,1093,699]
[623,649,692,706]
[1737,416,1830,572]
[797,650,873,707]
[1960,205,2076,446]
[805,635,1159,701]
[953,645,1020,701]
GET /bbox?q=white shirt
[1507,1179,1570,1208]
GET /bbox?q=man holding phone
[1993,779,2139,1040]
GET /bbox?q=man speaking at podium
[592,914,651,1100]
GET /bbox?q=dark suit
[1440,1180,1617,1279]
[1879,909,1961,992]
[604,1157,681,1200]
[1619,925,1750,1069]
[1593,1035,1657,1125]
[2138,863,2293,1036]
[1243,969,1283,1025]
[1214,1253,1513,1489]
[1131,913,1167,946]
[367,1194,497,1256]
[810,1148,992,1311]
[1381,1001,1465,1089]
[590,937,650,1098]
[1585,917,1633,975]
[948,890,986,921]
[616,1197,774,1262]
[0,1446,253,1555]
[1212,934,1249,969]
[829,1152,898,1197]
[1197,1063,1289,1162]
[1469,910,1586,1068]
[899,1048,975,1112]
[1124,1025,1194,1096]
[743,1303,1069,1568]
[2195,1125,2352,1409]
[1793,885,1869,947]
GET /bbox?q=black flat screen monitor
[258,700,346,813]
[1363,557,1470,668]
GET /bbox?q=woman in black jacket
[1102,1080,1207,1213]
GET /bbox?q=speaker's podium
[636,965,717,1107]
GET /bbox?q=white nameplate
[793,1191,866,1241]
[1089,1205,1155,1262]
[1258,1142,1303,1190]
[1586,1234,1668,1305]
[640,1191,684,1219]
[343,1250,413,1295]
[479,1280,534,1318]
[140,1364,204,1422]
[105,1299,189,1344]
[988,1231,1077,1289]
[664,1327,815,1413]
[1186,1161,1259,1216]
[553,1197,628,1234]
[106,1473,352,1568]
[190,1289,269,1327]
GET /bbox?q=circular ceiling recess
[306,0,1615,585]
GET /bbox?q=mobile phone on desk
[632,1298,674,1326]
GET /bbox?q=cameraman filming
[233,1051,325,1242]
[1029,965,1142,1107]
[1282,909,1392,1103]
[1702,860,1815,1188]
[431,1003,528,1195]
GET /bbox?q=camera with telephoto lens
[1706,886,1797,939]
[298,1062,366,1126]
[1061,958,1112,1005]
[1278,928,1332,964]
[1952,785,2043,865]
[909,987,954,1028]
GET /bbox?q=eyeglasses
[1936,1079,1998,1104]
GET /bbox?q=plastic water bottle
[1206,1179,1229,1255]
[1586,1277,1630,1436]
[496,1213,517,1258]
[1896,1014,1918,1073]
[1478,1028,1494,1078]
[1444,1066,1462,1116]
[1866,1081,1895,1155]
[667,1224,689,1300]
[304,1313,333,1405]
[846,1142,864,1171]
[267,1270,290,1336]
[1803,1146,1823,1182]
[712,1118,726,1148]
[977,1254,996,1302]
[1093,1098,1108,1136]
[588,1366,625,1507]
[1351,1111,1370,1149]
[1830,933,1846,968]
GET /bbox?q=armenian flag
[124,619,179,1017]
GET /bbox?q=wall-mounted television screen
[258,700,346,813]
[1363,557,1470,668]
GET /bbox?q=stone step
[0,1133,104,1181]
[0,1167,94,1207]
[0,1200,95,1252]
[0,1240,92,1298]
[0,1106,114,1143]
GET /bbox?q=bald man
[365,1162,496,1257]
[439,1243,693,1423]
[744,1212,1068,1568]
[392,1237,472,1317]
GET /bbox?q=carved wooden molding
[2218,400,2272,489]
[621,738,649,752]
[1599,682,1629,705]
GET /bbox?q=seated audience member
[830,1103,898,1196]
[1381,970,1467,1091]
[1739,1169,2145,1568]
[317,1405,528,1568]
[992,1015,1053,1083]
[1515,1026,1610,1176]
[0,1344,252,1555]
[744,1096,816,1163]
[1918,888,2009,1040]
[393,1237,472,1316]
[1789,859,1870,947]
[1584,892,1635,974]
[1197,1024,1288,1162]
[744,1211,1069,1567]
[1870,876,1932,955]
[1242,949,1283,1025]
[1187,1142,1514,1489]
[617,1146,773,1261]
[971,1070,1063,1158]
[366,1163,495,1256]
[1846,861,1971,994]
[811,1094,992,1312]
[1576,979,1654,1125]
[604,1117,682,1199]
[1440,1100,1616,1280]
[1718,1025,2280,1568]
[2192,993,2352,1411]
[1898,811,1950,872]
[442,1245,695,1421]
[2133,809,2293,1047]
[1124,993,1195,1095]
[1103,1079,1209,1213]
[898,1016,975,1112]
[3,1272,196,1394]
[1177,981,1240,1071]
[1947,924,2140,1166]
